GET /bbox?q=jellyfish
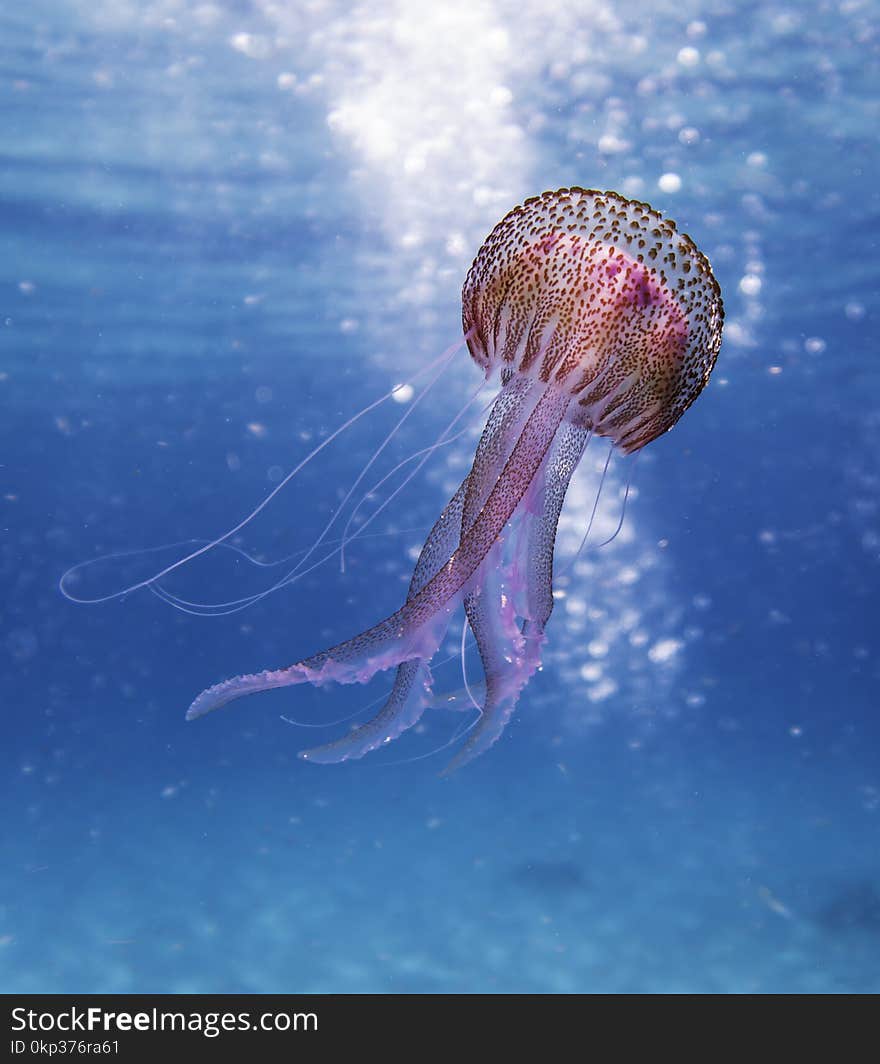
[183,187,723,770]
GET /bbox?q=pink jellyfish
[186,188,724,771]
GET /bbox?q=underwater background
[3,0,879,993]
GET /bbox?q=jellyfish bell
[182,187,723,772]
[463,189,721,452]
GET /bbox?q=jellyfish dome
[463,188,723,452]
[185,188,723,771]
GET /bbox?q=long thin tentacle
[59,334,469,607]
[151,383,488,616]
[338,378,489,571]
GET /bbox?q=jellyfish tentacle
[186,381,572,721]
[460,375,538,524]
[447,376,548,767]
[441,420,589,773]
[445,368,544,699]
[449,544,529,775]
[522,420,591,631]
[427,374,556,767]
[299,659,431,763]
[402,478,469,600]
[562,442,614,578]
[298,479,470,761]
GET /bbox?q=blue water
[3,0,879,993]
